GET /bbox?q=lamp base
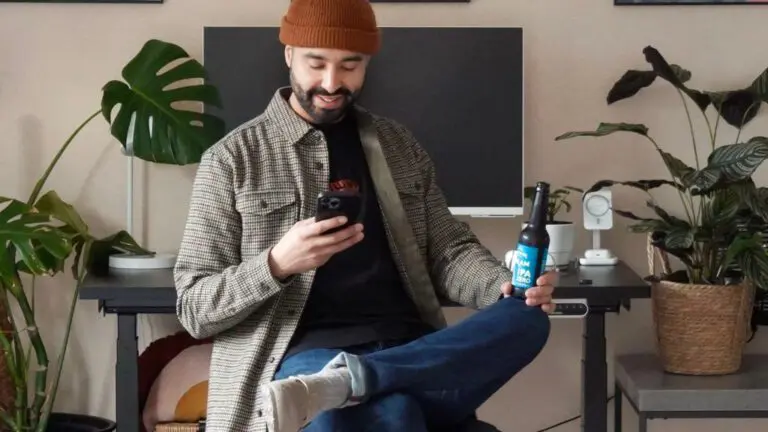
[108,253,176,269]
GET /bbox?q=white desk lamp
[109,117,176,270]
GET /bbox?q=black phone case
[316,191,363,233]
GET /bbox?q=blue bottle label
[511,243,548,289]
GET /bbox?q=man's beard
[290,72,359,124]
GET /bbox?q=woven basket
[647,235,755,375]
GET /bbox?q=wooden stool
[614,353,768,431]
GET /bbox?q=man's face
[285,46,369,124]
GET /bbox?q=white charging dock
[579,230,618,266]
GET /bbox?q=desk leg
[581,311,607,432]
[117,313,139,432]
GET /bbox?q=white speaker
[579,189,619,266]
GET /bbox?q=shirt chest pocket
[235,189,299,257]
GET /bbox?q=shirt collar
[264,87,373,145]
[264,87,316,145]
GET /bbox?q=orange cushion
[142,343,212,432]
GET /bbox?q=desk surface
[80,260,650,310]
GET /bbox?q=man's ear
[284,46,293,68]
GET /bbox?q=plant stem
[27,109,101,206]
[14,291,46,430]
[4,271,27,429]
[36,241,91,432]
[645,135,695,224]
[677,89,700,171]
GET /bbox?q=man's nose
[321,70,342,94]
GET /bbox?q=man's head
[279,0,380,124]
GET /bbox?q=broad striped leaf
[706,89,761,128]
[750,66,768,104]
[645,200,690,228]
[628,219,668,233]
[555,122,649,140]
[606,64,691,105]
[702,188,741,228]
[733,238,768,291]
[704,137,768,182]
[688,168,722,191]
[583,179,684,197]
[657,150,695,186]
[664,226,694,249]
[643,46,710,112]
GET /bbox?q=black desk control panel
[551,298,589,318]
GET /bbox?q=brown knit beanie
[279,0,380,55]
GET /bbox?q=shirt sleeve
[173,149,292,339]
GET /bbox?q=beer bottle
[511,181,551,296]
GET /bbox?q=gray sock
[297,366,353,411]
[322,352,368,402]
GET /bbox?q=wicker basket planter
[651,279,754,375]
[648,235,755,375]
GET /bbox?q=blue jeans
[274,296,551,432]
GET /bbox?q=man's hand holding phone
[268,216,364,280]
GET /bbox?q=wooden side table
[614,354,768,431]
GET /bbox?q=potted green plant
[522,185,583,268]
[0,39,225,431]
[555,45,768,376]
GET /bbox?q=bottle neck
[528,189,549,228]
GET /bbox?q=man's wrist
[267,247,290,281]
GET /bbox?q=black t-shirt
[285,112,433,357]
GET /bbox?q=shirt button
[269,356,275,363]
[257,410,263,417]
[414,182,422,191]
[260,199,268,208]
[314,161,323,170]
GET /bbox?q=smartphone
[316,190,363,234]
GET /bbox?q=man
[174,0,554,431]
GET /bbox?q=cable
[534,396,615,432]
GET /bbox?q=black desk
[80,261,649,432]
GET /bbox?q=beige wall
[2,0,768,430]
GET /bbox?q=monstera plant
[0,39,225,431]
[556,46,768,376]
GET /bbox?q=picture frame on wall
[616,0,768,4]
[0,0,162,3]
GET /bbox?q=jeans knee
[527,306,551,355]
[506,299,551,358]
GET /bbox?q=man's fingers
[525,285,553,299]
[536,272,557,287]
[317,231,365,256]
[312,223,363,246]
[540,302,556,314]
[500,282,514,295]
[305,216,349,237]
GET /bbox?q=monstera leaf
[0,198,72,285]
[101,39,226,165]
[31,191,151,278]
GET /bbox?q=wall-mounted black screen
[202,26,523,216]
